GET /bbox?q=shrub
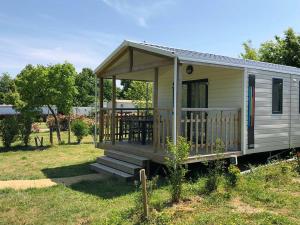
[226,164,241,187]
[165,136,190,203]
[0,116,19,148]
[71,119,89,143]
[205,138,226,193]
[19,114,34,146]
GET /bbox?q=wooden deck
[98,142,242,164]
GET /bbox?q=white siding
[245,69,293,154]
[290,75,300,148]
[157,64,243,109]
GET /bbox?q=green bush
[0,116,19,148]
[19,114,33,146]
[205,138,226,193]
[166,136,190,203]
[71,119,89,143]
[226,164,241,187]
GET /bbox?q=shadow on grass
[0,145,51,153]
[70,178,136,199]
[42,161,97,178]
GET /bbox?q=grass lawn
[0,126,299,224]
[0,146,299,225]
[0,129,102,180]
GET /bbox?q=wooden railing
[181,108,241,155]
[99,107,241,155]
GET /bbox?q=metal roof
[95,40,300,75]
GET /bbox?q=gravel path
[0,174,107,190]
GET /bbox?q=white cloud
[0,31,130,76]
[101,0,176,27]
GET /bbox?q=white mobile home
[91,40,300,180]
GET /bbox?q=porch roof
[94,40,300,76]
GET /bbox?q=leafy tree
[123,81,153,107]
[241,28,300,68]
[119,80,132,99]
[16,63,77,144]
[74,68,95,106]
[0,73,16,104]
[240,40,258,60]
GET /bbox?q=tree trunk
[47,105,61,144]
[68,115,71,144]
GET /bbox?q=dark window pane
[272,78,283,114]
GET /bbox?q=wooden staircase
[90,150,149,181]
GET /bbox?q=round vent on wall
[186,65,193,75]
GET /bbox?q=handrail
[181,107,240,112]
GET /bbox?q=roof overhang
[94,40,176,76]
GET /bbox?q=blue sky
[1,0,300,76]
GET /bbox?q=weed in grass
[226,164,241,188]
[204,138,226,194]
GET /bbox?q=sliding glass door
[182,79,208,108]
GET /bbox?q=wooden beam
[132,47,172,60]
[129,47,133,72]
[111,76,116,144]
[153,68,159,150]
[101,59,172,77]
[99,77,104,143]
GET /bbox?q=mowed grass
[0,128,102,180]
[0,159,299,224]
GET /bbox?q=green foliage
[205,138,226,193]
[226,164,241,187]
[0,73,16,104]
[240,40,258,60]
[165,136,190,203]
[71,119,89,143]
[133,175,159,222]
[123,81,153,107]
[241,28,300,68]
[74,68,95,106]
[16,63,77,143]
[18,114,34,146]
[296,151,300,174]
[0,116,19,148]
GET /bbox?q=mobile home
[91,40,300,180]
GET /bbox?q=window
[272,78,283,114]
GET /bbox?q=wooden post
[99,77,104,143]
[112,76,116,145]
[49,127,53,146]
[153,68,159,150]
[140,169,149,219]
[174,61,182,143]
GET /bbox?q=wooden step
[104,149,149,167]
[97,156,141,175]
[89,163,133,181]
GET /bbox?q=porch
[95,41,244,165]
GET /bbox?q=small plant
[0,116,19,148]
[226,164,241,187]
[165,136,190,203]
[205,138,226,193]
[71,119,89,143]
[294,149,300,174]
[133,175,159,222]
